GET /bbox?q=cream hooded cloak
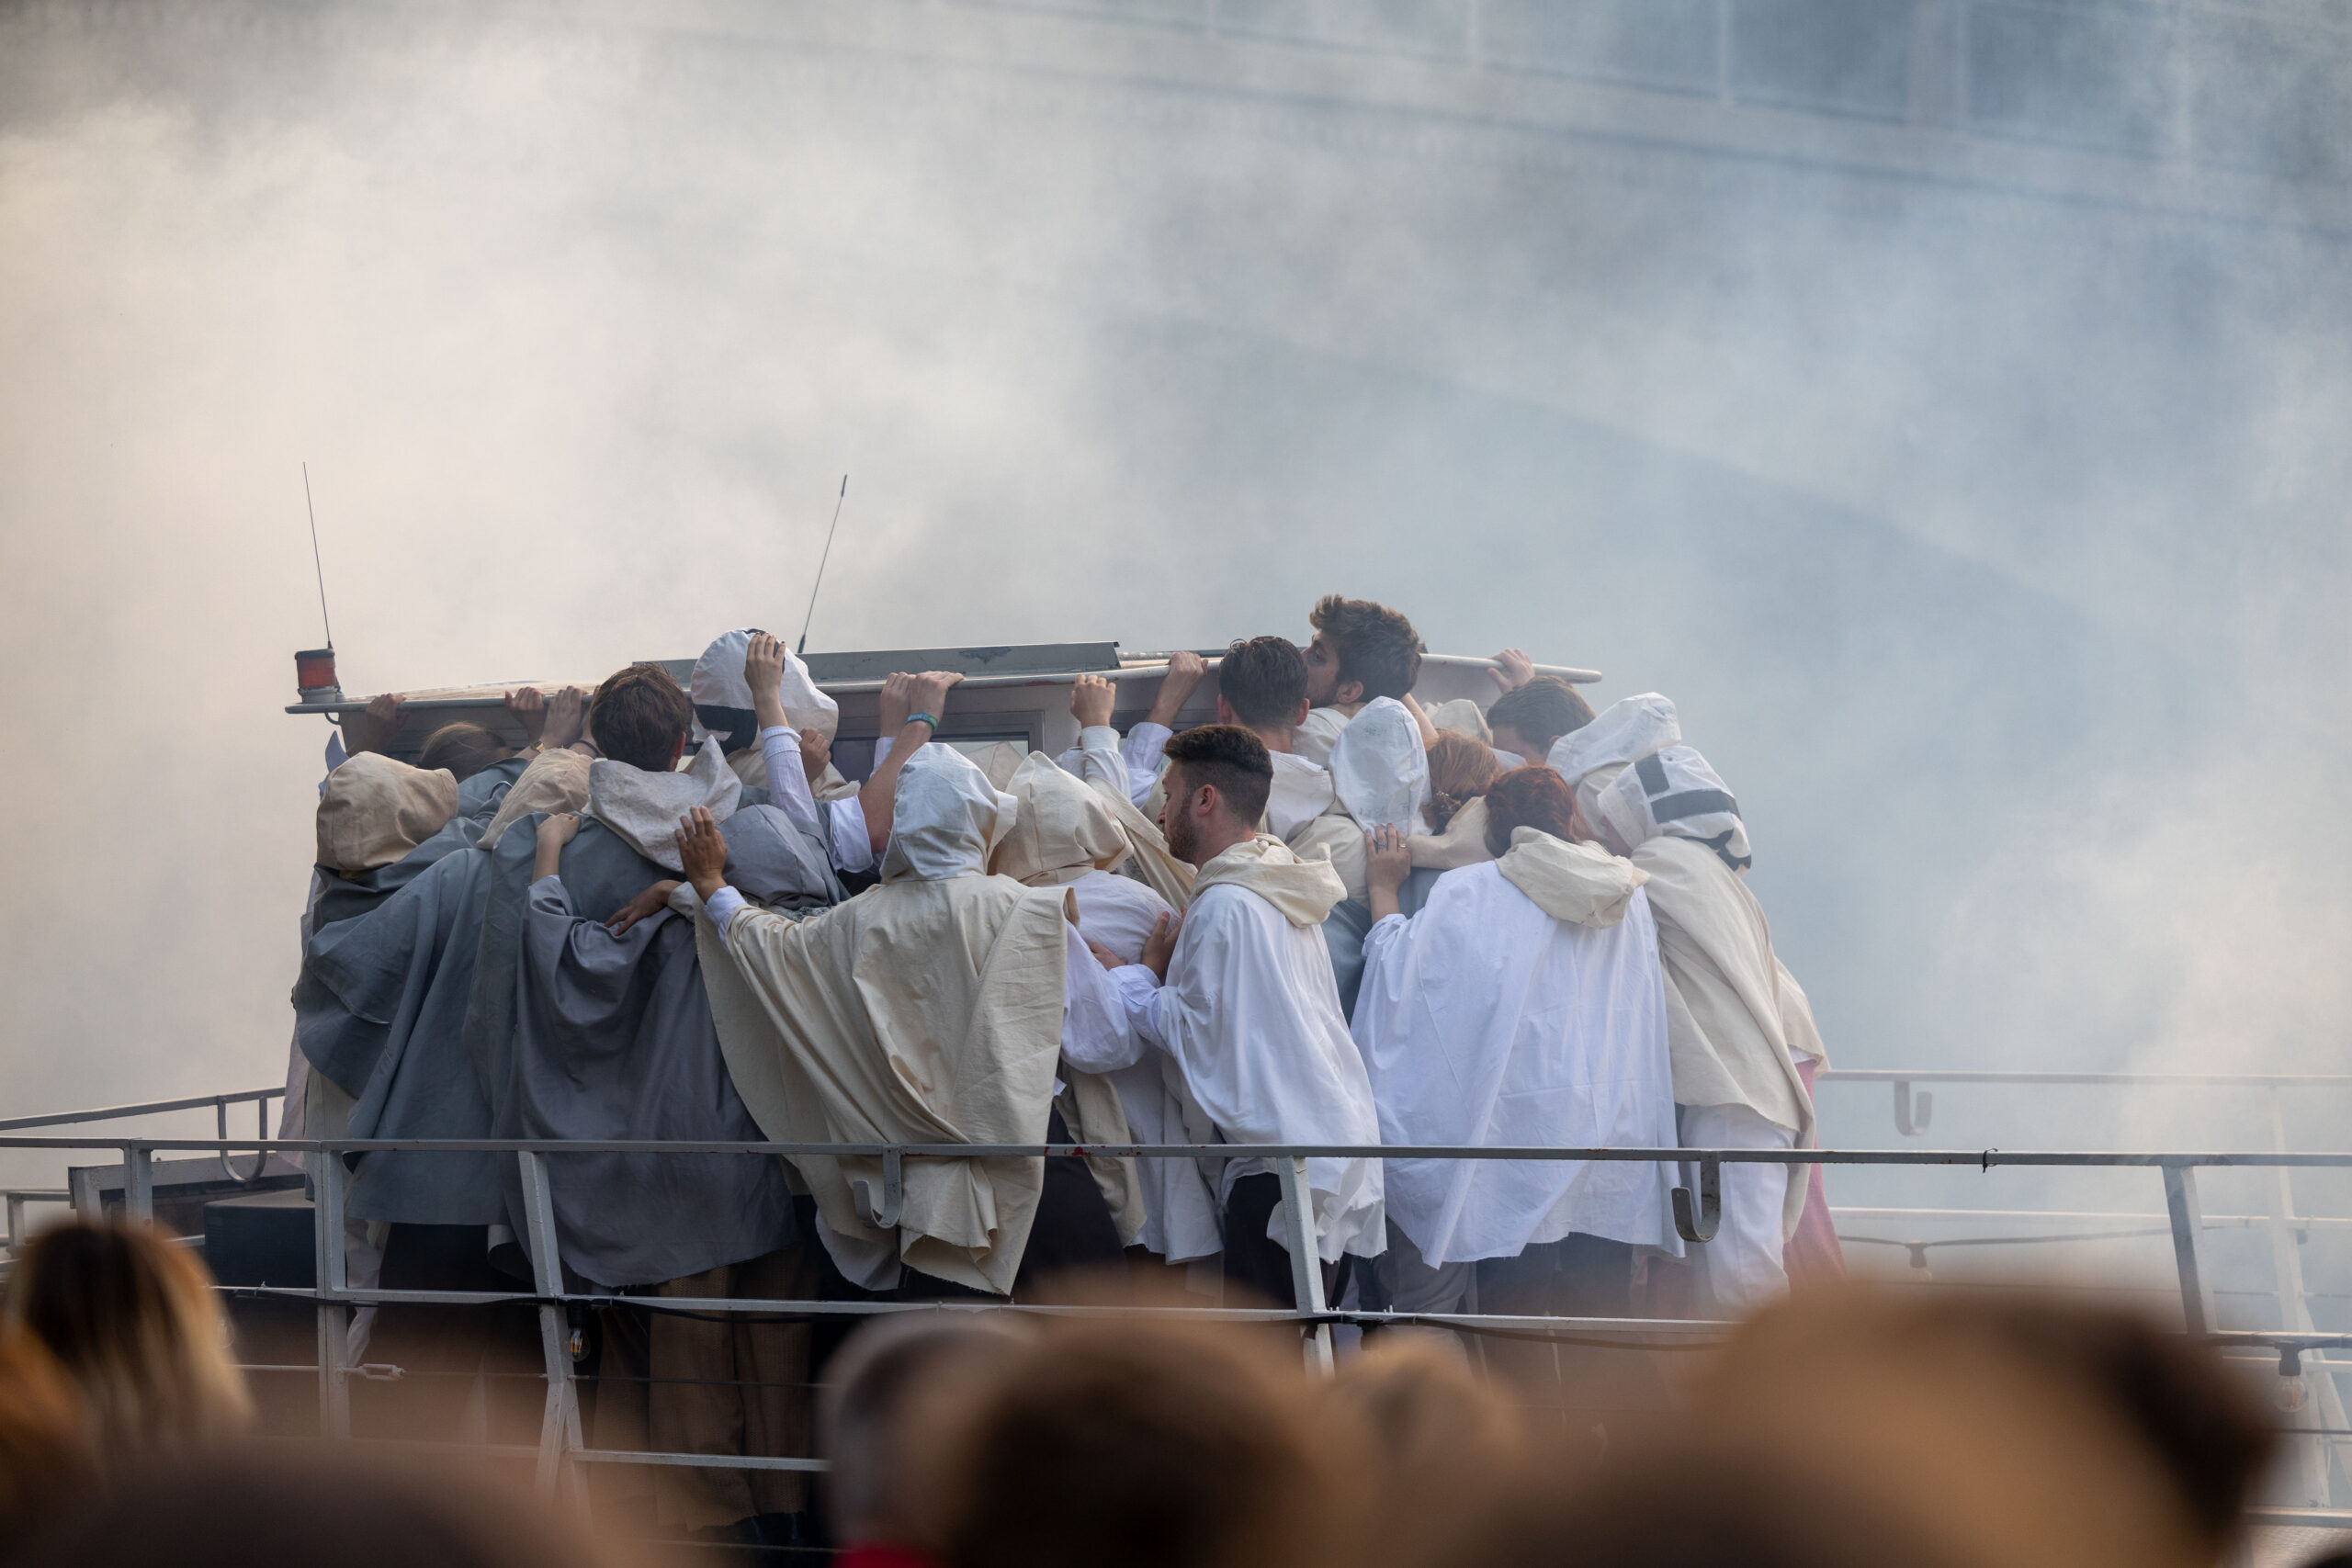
[696,746,1080,1295]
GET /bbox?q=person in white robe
[1353,768,1681,1326]
[1296,593,1435,765]
[1284,696,1432,1021]
[991,752,1219,1264]
[1590,746,1815,1316]
[1102,724,1385,1309]
[688,744,1137,1300]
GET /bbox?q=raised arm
[858,670,963,857]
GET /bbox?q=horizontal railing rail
[11,1125,2346,1512]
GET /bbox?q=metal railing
[7,1127,2349,1511]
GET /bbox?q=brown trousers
[594,1243,822,1529]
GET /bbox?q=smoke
[1,2,2346,1233]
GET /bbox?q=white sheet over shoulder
[1354,863,1680,1265]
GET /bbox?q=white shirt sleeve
[760,726,821,837]
[1059,924,1147,1074]
[1109,963,1170,1052]
[1119,722,1171,804]
[705,884,749,938]
[829,795,875,874]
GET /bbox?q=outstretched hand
[1147,650,1207,728]
[543,685,589,751]
[1487,649,1534,693]
[506,686,548,744]
[1070,672,1116,731]
[345,692,407,757]
[675,807,729,900]
[1140,910,1182,982]
[1365,824,1412,895]
[606,880,682,936]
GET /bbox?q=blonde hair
[1423,732,1502,832]
[5,1217,252,1461]
[0,1324,96,1530]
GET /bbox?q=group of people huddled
[273,592,1843,1546]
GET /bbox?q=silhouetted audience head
[1451,1287,2277,1568]
[821,1312,1038,1557]
[939,1320,1352,1568]
[1482,765,1579,857]
[0,1324,96,1537]
[417,721,512,782]
[11,1450,620,1568]
[4,1216,252,1462]
[1322,1333,1523,1568]
[589,661,695,773]
[1423,732,1501,831]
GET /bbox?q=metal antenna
[797,474,848,655]
[303,461,334,649]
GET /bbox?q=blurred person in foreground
[937,1316,1363,1568]
[1449,1286,2277,1568]
[3,1216,251,1465]
[820,1312,1039,1567]
[10,1450,623,1568]
[1321,1332,1526,1568]
[0,1325,96,1539]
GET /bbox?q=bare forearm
[1368,884,1403,922]
[858,719,935,855]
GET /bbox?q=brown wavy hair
[1423,732,1502,832]
[1482,765,1578,858]
[589,662,695,773]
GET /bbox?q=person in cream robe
[1590,746,1816,1315]
[689,745,1134,1301]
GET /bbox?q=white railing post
[1274,1156,1334,1375]
[516,1150,586,1507]
[122,1142,153,1221]
[313,1145,352,1438]
[2264,1089,2346,1506]
[2161,1163,2216,1336]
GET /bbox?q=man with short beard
[1101,725,1385,1308]
[1297,593,1435,765]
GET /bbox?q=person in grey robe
[511,801,842,1539]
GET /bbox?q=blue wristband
[905,713,940,731]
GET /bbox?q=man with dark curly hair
[1296,593,1432,766]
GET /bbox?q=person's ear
[1336,680,1363,707]
[1216,694,1235,727]
[667,732,689,769]
[1291,697,1310,728]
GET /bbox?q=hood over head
[992,751,1128,886]
[880,744,1019,884]
[316,753,459,873]
[689,627,841,749]
[1495,826,1648,927]
[477,747,594,852]
[1593,745,1752,871]
[1550,694,1681,805]
[719,803,842,912]
[1329,695,1430,833]
[586,737,743,872]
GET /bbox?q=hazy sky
[1,3,2346,1225]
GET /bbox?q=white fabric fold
[689,627,840,739]
[1354,866,1680,1265]
[1594,744,1751,871]
[1493,826,1646,927]
[315,754,458,873]
[1327,695,1430,833]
